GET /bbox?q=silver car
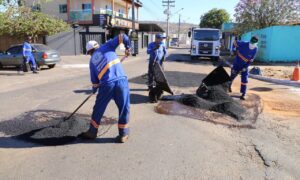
[0,44,60,69]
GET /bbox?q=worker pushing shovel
[78,33,131,143]
[229,35,259,100]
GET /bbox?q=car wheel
[23,62,30,72]
[36,65,41,71]
[48,64,56,69]
[0,62,3,69]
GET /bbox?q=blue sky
[139,0,238,24]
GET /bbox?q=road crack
[253,144,270,167]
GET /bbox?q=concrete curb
[249,74,300,87]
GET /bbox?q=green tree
[0,6,68,39]
[200,8,230,29]
[234,0,300,34]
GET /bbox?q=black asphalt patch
[0,110,117,146]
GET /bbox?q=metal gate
[79,32,105,54]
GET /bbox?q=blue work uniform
[147,42,167,87]
[88,34,131,136]
[230,40,258,95]
[22,42,37,71]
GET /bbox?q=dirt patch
[261,67,293,80]
[263,101,300,118]
[156,93,262,128]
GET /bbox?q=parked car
[0,43,61,69]
[170,38,179,46]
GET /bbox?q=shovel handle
[64,93,94,121]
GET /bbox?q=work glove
[125,49,131,57]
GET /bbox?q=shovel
[63,93,94,121]
[63,56,128,121]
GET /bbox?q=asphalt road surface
[0,47,300,179]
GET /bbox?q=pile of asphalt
[178,83,247,121]
[178,94,216,110]
[30,117,89,139]
[17,117,89,146]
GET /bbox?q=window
[7,46,22,55]
[82,3,92,11]
[59,4,67,13]
[32,4,41,12]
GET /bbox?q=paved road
[0,48,300,179]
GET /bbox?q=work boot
[240,94,246,100]
[78,130,97,140]
[115,135,129,143]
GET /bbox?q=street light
[71,23,79,55]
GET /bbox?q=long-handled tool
[64,55,127,121]
[63,93,94,121]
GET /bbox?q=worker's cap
[86,40,100,54]
[155,34,166,39]
[250,36,259,44]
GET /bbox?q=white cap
[86,40,99,54]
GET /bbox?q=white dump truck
[188,28,221,61]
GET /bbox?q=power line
[162,0,175,48]
[148,0,163,10]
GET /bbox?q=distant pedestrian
[22,36,38,74]
[229,36,259,100]
[79,34,131,143]
[147,34,167,89]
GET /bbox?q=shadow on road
[130,93,148,104]
[250,87,273,92]
[129,71,206,88]
[0,110,119,148]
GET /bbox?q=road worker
[79,34,131,143]
[147,34,167,89]
[229,35,259,100]
[22,36,38,74]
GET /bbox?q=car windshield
[33,44,53,51]
[193,30,219,41]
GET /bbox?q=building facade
[23,0,142,54]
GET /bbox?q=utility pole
[162,0,175,48]
[131,0,135,32]
[131,0,137,56]
[177,14,181,47]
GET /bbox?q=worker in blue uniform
[229,36,259,100]
[22,36,38,74]
[147,34,167,89]
[79,34,131,143]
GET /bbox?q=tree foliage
[0,6,68,38]
[234,0,300,33]
[200,8,230,29]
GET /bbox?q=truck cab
[188,28,221,61]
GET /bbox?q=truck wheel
[48,64,56,69]
[212,57,219,61]
[191,56,198,60]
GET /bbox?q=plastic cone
[291,62,299,81]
